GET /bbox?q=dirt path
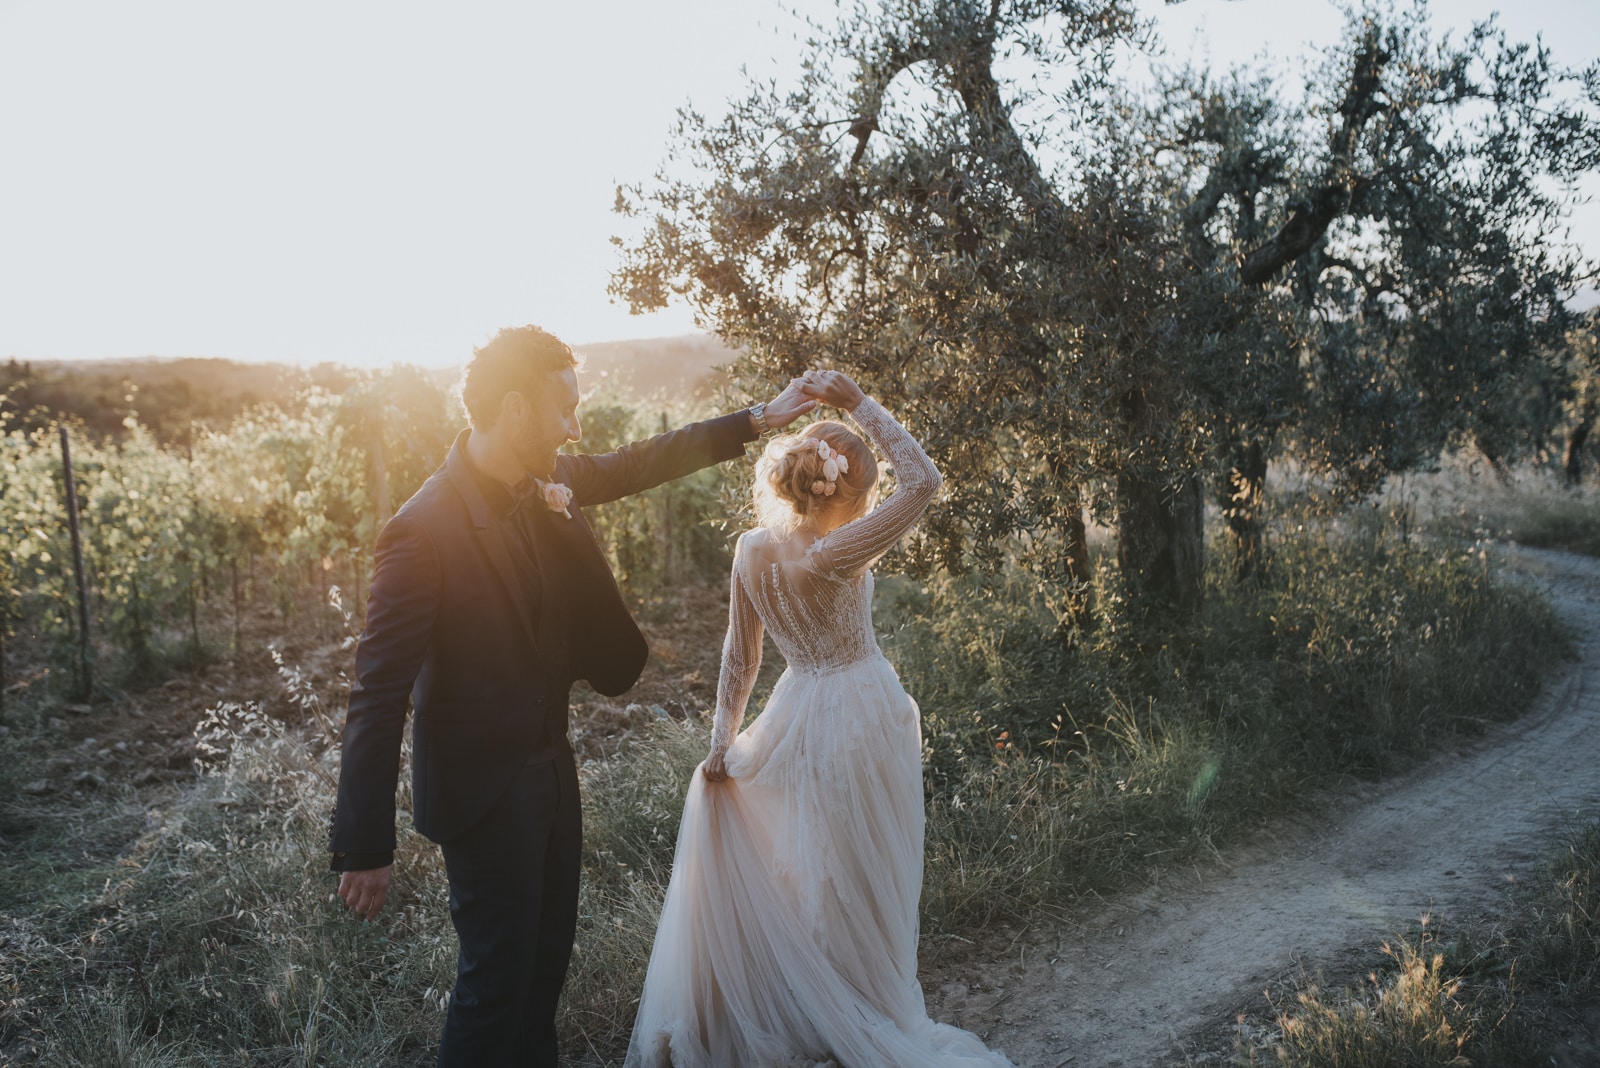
[927,546,1600,1066]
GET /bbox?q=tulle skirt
[624,654,1015,1068]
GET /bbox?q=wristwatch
[749,402,772,435]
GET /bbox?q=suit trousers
[437,739,582,1067]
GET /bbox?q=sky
[1,0,1595,369]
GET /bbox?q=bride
[625,370,1015,1067]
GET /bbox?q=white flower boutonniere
[540,480,574,519]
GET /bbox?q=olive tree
[613,0,1596,621]
[1152,8,1597,568]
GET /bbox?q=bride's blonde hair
[754,420,880,535]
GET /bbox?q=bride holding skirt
[625,372,1015,1068]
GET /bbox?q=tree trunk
[1565,417,1591,486]
[1065,503,1091,589]
[1116,471,1205,619]
[1222,439,1269,579]
[1046,455,1094,633]
[660,412,675,588]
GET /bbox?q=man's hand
[702,751,729,782]
[759,377,819,432]
[338,864,394,921]
[799,369,866,412]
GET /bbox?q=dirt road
[927,546,1600,1066]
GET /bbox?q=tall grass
[895,526,1565,930]
[0,523,1569,1065]
[2,701,691,1065]
[1502,494,1600,557]
[1393,453,1600,558]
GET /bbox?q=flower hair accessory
[808,438,848,496]
[540,480,574,519]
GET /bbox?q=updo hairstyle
[754,420,880,534]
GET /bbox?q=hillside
[570,334,738,401]
[0,334,742,444]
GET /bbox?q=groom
[328,325,815,1065]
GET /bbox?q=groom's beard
[510,412,560,480]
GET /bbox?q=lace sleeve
[810,396,943,577]
[710,536,764,758]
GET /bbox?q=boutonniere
[539,480,574,519]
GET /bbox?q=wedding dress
[624,398,1015,1068]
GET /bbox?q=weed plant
[1239,821,1600,1066]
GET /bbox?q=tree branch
[1239,35,1390,286]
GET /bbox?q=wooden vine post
[660,412,675,587]
[59,426,93,695]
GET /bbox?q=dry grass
[1365,452,1600,558]
[1239,823,1600,1066]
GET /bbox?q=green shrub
[881,526,1565,930]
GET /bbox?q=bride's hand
[800,369,866,412]
[702,751,729,782]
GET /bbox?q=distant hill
[0,356,360,445]
[1,334,744,444]
[570,334,740,402]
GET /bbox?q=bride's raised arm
[810,395,943,577]
[707,533,764,767]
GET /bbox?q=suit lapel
[525,502,569,661]
[444,430,544,659]
[477,523,544,656]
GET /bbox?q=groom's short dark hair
[461,325,580,429]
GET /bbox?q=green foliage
[890,520,1560,784]
[0,370,453,685]
[879,521,1565,929]
[0,356,369,447]
[0,369,755,691]
[1498,495,1600,558]
[572,394,745,596]
[613,0,1599,614]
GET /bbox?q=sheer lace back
[738,530,879,672]
[710,398,941,755]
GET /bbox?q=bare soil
[923,544,1600,1066]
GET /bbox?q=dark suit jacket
[330,411,756,858]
